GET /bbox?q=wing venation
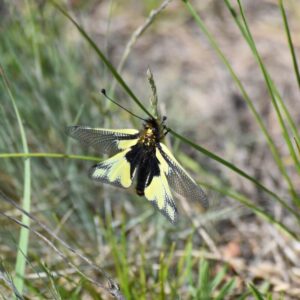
[158,143,208,211]
[66,126,139,155]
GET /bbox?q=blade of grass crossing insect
[1,66,31,297]
[182,0,297,200]
[224,0,300,146]
[279,0,300,90]
[236,0,300,202]
[169,128,300,225]
[51,1,153,120]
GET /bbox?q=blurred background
[1,0,300,299]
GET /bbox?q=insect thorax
[138,118,161,148]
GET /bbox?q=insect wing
[157,143,208,211]
[144,166,178,224]
[89,149,133,188]
[66,126,139,155]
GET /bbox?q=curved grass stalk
[236,0,300,204]
[51,1,153,120]
[224,0,300,147]
[110,0,173,95]
[182,0,297,201]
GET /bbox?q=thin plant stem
[201,182,298,240]
[183,0,297,200]
[224,0,300,145]
[169,128,300,222]
[236,0,299,203]
[1,65,31,297]
[279,0,300,90]
[51,0,154,120]
[0,152,100,162]
[110,0,173,95]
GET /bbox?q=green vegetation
[0,0,299,299]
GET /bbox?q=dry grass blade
[115,0,173,77]
[0,192,126,300]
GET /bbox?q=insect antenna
[101,89,147,122]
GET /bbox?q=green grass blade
[248,284,265,300]
[197,259,210,299]
[170,129,299,223]
[273,87,300,143]
[210,266,227,292]
[295,138,300,155]
[0,152,100,162]
[214,278,236,300]
[225,0,300,183]
[236,0,299,201]
[24,0,43,82]
[1,66,31,296]
[182,0,298,198]
[279,0,300,90]
[201,182,298,240]
[51,1,153,120]
[224,0,300,145]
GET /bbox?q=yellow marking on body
[145,128,153,136]
[117,138,138,150]
[139,127,156,147]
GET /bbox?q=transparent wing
[157,143,208,211]
[89,149,133,188]
[66,126,139,155]
[144,170,178,224]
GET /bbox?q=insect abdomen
[135,151,160,197]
